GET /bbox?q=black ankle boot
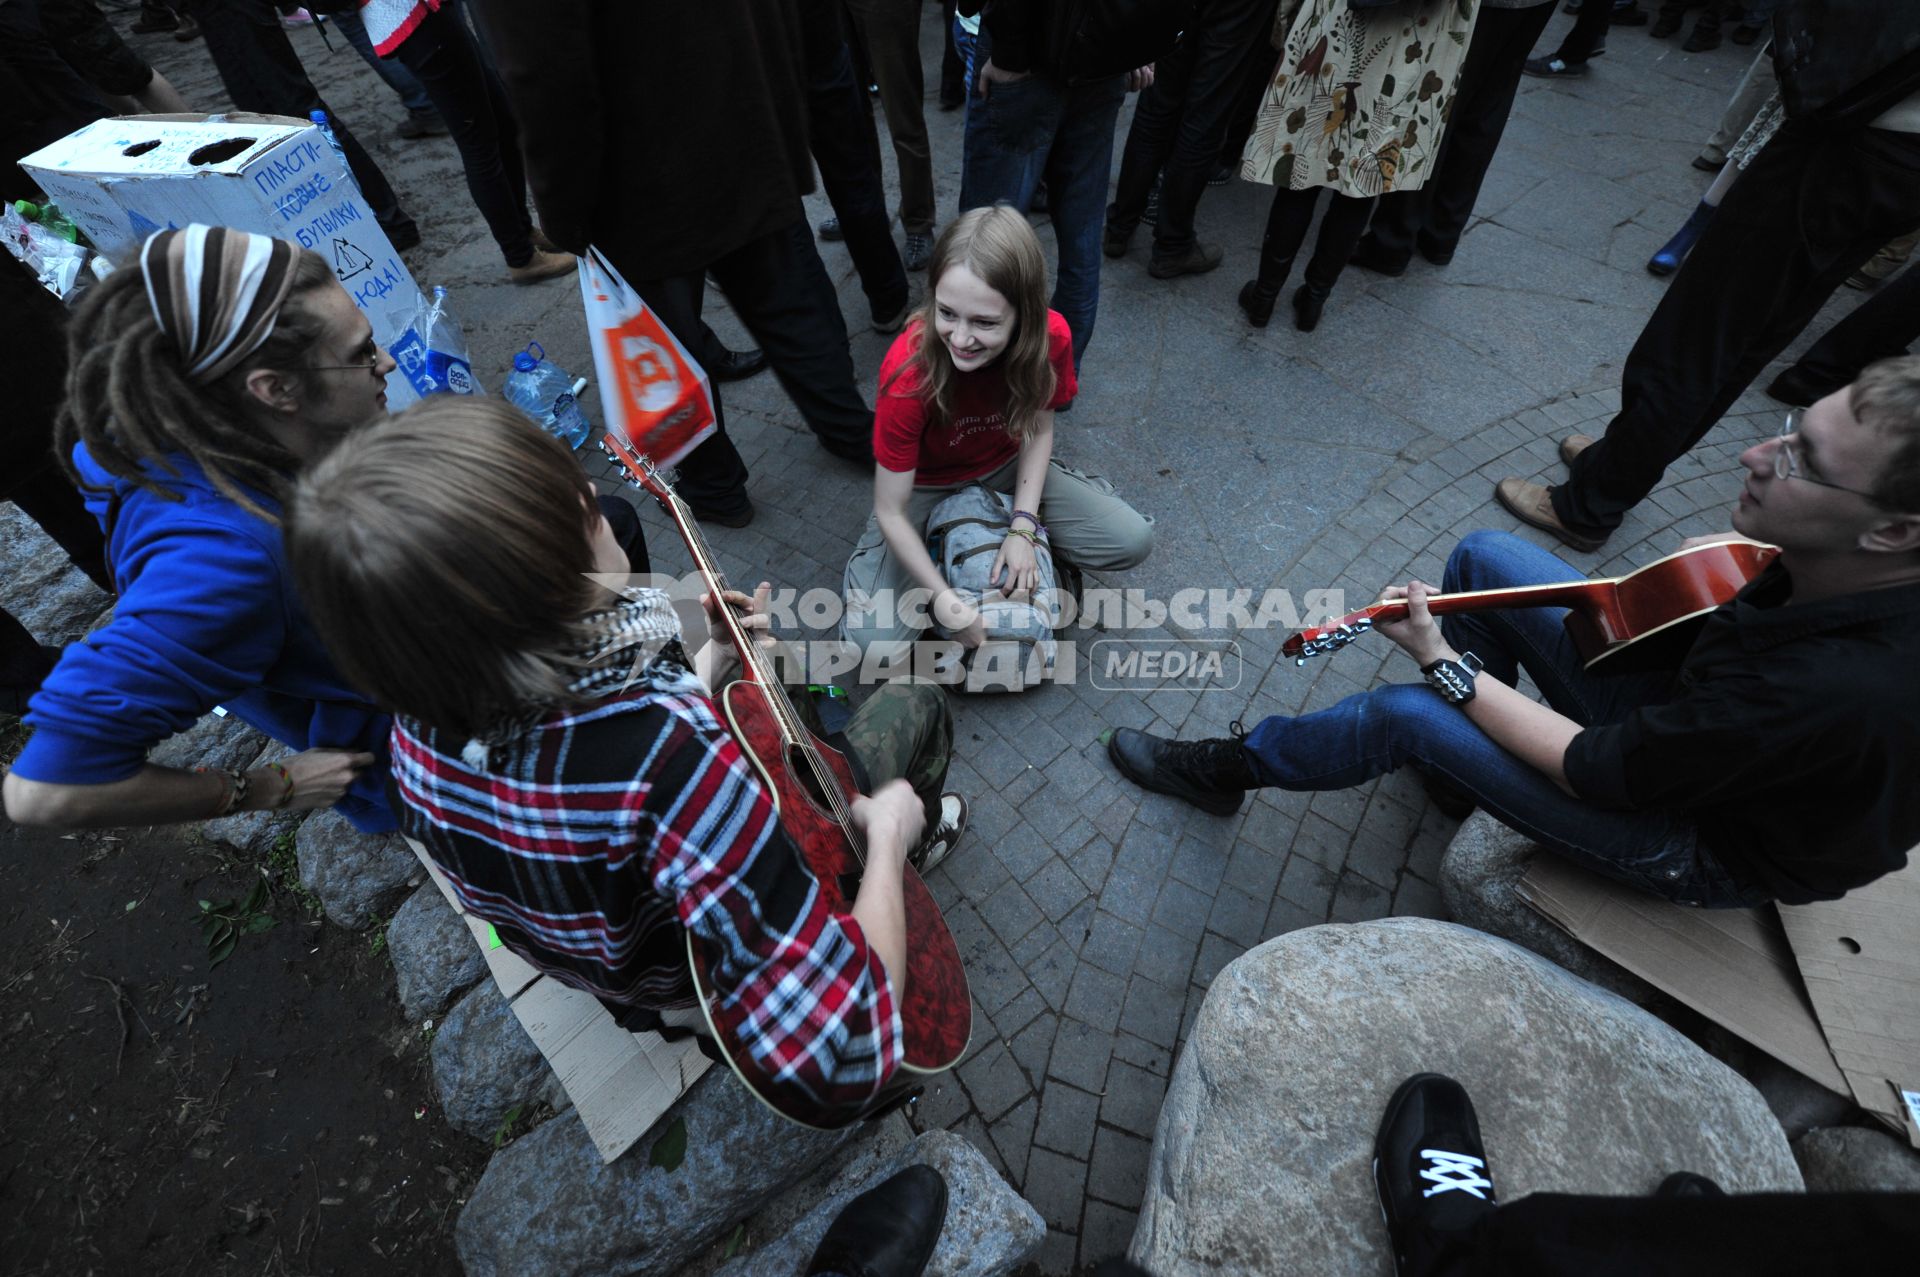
[1107,727,1257,815]
[1293,281,1331,331]
[806,1165,949,1277]
[1237,279,1280,328]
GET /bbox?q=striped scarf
[459,587,695,766]
[140,225,299,385]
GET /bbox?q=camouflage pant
[790,669,952,838]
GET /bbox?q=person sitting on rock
[3,227,400,832]
[842,205,1154,662]
[285,396,968,1122]
[1108,357,1920,906]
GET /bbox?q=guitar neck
[1353,577,1618,628]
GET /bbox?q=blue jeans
[323,7,433,116]
[957,24,1125,369]
[1239,531,1766,908]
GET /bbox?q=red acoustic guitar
[603,435,972,1130]
[1282,540,1779,671]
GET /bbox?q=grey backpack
[924,484,1060,691]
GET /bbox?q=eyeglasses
[308,344,386,376]
[1773,410,1881,501]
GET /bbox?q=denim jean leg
[1438,530,1675,726]
[1238,684,1712,901]
[1042,75,1127,367]
[958,51,1056,213]
[328,8,433,115]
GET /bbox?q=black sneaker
[1147,241,1224,279]
[1656,1170,1725,1198]
[1374,1074,1497,1277]
[818,218,845,243]
[1107,727,1254,816]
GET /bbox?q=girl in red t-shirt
[843,206,1153,655]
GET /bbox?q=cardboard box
[19,113,423,406]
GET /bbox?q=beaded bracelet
[1010,509,1046,535]
[196,765,248,816]
[263,761,296,809]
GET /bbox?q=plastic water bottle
[503,342,592,450]
[308,110,346,160]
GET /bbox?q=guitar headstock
[601,432,676,511]
[1280,611,1376,665]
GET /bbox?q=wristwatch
[1421,651,1484,706]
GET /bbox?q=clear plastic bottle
[308,110,346,160]
[503,342,592,450]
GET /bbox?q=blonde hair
[1850,355,1920,510]
[887,204,1056,443]
[286,396,604,738]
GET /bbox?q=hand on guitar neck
[697,582,776,693]
[848,779,926,996]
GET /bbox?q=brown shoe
[529,226,562,254]
[509,248,576,285]
[1494,477,1607,553]
[1559,433,1595,467]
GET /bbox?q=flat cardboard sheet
[406,839,710,1163]
[1519,853,1919,1141]
[1776,864,1920,1148]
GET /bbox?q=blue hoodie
[14,445,395,832]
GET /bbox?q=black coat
[472,0,816,280]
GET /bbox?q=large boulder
[456,1067,862,1277]
[295,809,420,930]
[715,1129,1044,1277]
[1438,811,1655,1003]
[1132,919,1801,1277]
[149,710,273,775]
[389,884,489,1023]
[0,505,113,642]
[1792,1125,1920,1193]
[431,980,563,1141]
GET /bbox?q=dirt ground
[0,777,489,1275]
[0,10,549,1271]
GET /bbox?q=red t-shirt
[872,310,1078,486]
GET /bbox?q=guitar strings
[673,489,870,863]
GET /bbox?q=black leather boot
[806,1165,949,1277]
[1107,727,1257,815]
[1293,280,1331,331]
[1237,280,1281,328]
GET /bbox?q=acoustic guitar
[602,435,972,1129]
[1282,540,1779,671]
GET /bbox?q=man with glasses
[1109,357,1920,906]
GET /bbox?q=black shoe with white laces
[1374,1073,1497,1277]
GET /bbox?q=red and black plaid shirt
[390,665,903,1122]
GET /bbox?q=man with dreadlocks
[1,225,645,833]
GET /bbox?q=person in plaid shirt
[286,397,968,1123]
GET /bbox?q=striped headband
[140,225,300,384]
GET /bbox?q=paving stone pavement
[2,13,1878,1275]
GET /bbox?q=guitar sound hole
[836,871,864,904]
[789,745,831,807]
